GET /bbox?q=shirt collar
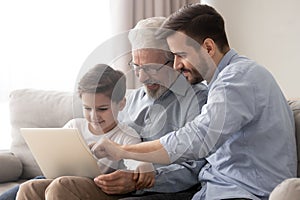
[217,49,238,72]
[208,49,238,89]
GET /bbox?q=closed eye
[96,107,109,111]
[83,107,109,111]
[83,107,91,111]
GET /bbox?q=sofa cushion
[288,100,300,177]
[0,152,22,183]
[9,89,83,178]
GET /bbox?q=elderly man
[13,17,208,200]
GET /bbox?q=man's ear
[118,97,126,111]
[203,38,216,57]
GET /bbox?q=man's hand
[91,138,123,160]
[133,162,155,190]
[94,170,137,194]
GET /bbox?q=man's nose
[173,56,183,72]
[138,69,150,83]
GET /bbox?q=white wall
[202,0,300,99]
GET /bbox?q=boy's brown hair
[78,64,126,103]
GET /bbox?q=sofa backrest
[8,89,300,179]
[9,89,83,178]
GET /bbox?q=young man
[93,4,297,200]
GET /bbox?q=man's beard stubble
[144,85,168,99]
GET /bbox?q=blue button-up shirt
[119,74,208,193]
[160,49,297,199]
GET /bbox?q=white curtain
[109,0,199,88]
[110,0,199,33]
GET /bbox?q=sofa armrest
[0,152,22,183]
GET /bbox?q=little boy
[15,64,154,199]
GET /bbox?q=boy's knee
[18,180,39,193]
[269,178,300,200]
[45,176,93,199]
[18,181,31,194]
[17,179,50,200]
[45,176,70,194]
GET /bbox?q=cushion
[288,100,300,177]
[9,89,83,178]
[0,152,22,183]
[269,178,300,200]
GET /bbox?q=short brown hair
[78,64,126,103]
[159,4,229,53]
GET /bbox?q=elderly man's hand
[94,170,137,194]
[91,138,123,160]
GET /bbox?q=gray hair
[128,17,169,51]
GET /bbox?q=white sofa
[0,88,300,195]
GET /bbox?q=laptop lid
[20,128,101,179]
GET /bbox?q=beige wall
[202,0,300,99]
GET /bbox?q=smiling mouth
[181,69,191,76]
[146,83,159,90]
[92,121,104,125]
[181,69,190,73]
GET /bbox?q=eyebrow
[83,104,110,108]
[173,52,187,56]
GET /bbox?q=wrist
[120,145,130,159]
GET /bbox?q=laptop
[20,128,101,179]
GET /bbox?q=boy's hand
[133,162,155,190]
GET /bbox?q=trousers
[16,176,197,200]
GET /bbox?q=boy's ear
[118,97,126,111]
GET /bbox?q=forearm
[121,140,171,165]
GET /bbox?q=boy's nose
[90,110,101,122]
